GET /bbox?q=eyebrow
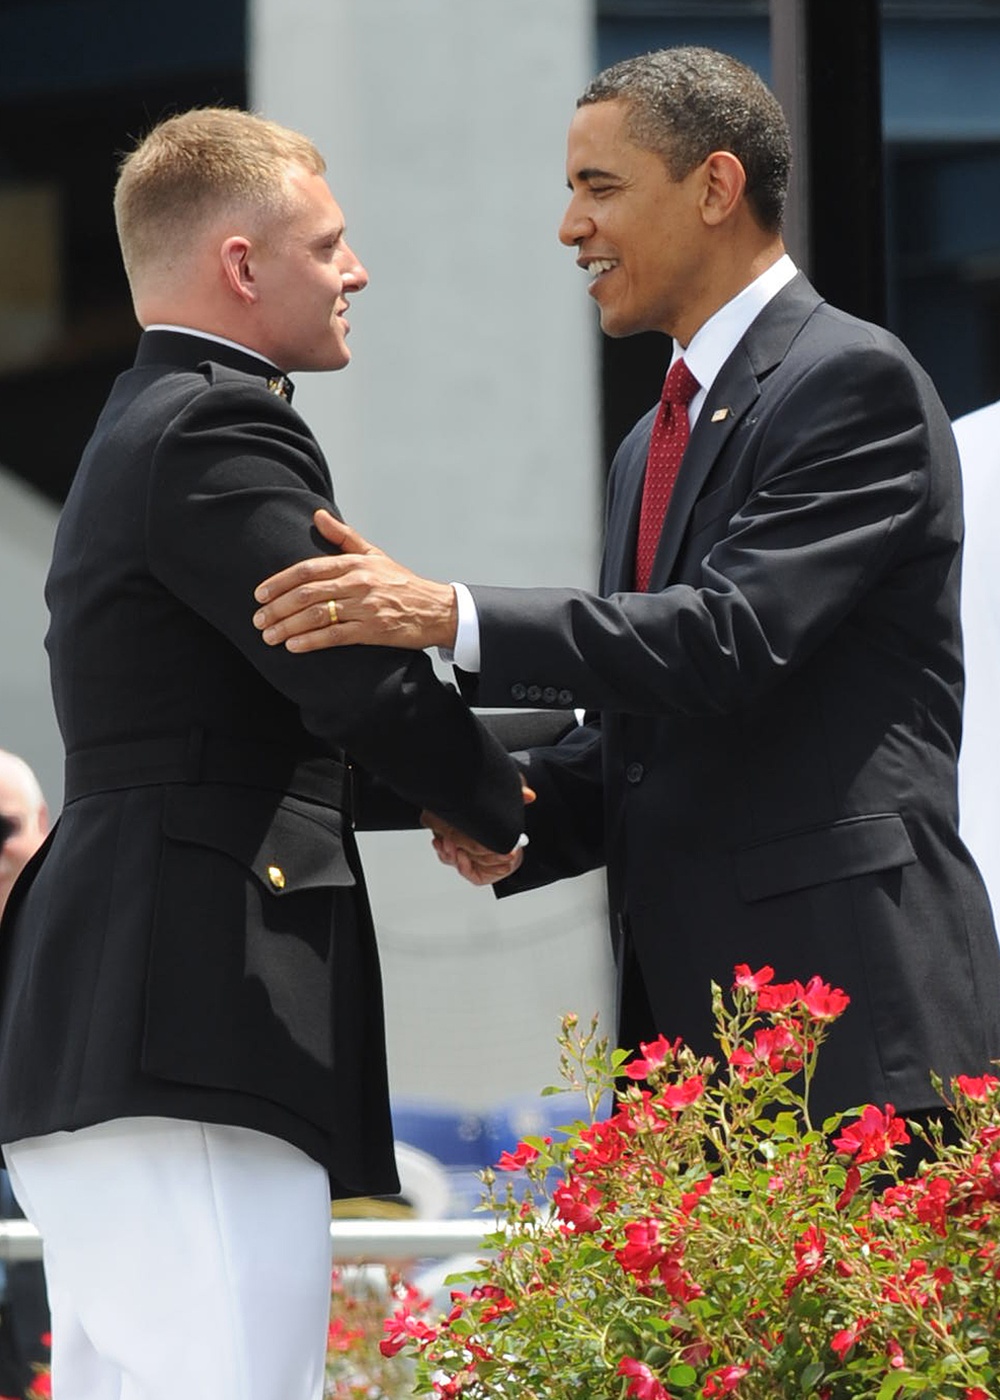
[568,166,623,188]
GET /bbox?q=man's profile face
[558,100,708,341]
[0,773,47,918]
[252,165,368,373]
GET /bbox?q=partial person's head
[114,107,367,371]
[559,47,791,345]
[0,751,48,919]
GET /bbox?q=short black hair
[579,47,791,233]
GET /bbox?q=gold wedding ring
[326,598,339,626]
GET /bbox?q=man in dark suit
[251,49,1000,1131]
[0,107,524,1400]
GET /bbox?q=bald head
[0,750,49,919]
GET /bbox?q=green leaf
[644,1316,673,1336]
[875,1374,904,1400]
[769,1112,801,1140]
[666,1363,698,1387]
[573,1245,608,1267]
[801,1361,825,1390]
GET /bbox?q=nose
[558,192,593,248]
[340,241,368,294]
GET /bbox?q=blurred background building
[2,0,999,1161]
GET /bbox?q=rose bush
[382,967,1000,1400]
[326,1265,432,1400]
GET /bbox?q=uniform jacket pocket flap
[736,812,916,903]
[162,785,355,892]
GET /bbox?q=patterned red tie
[634,357,700,591]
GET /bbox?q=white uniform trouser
[4,1117,332,1400]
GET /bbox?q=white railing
[0,1217,498,1263]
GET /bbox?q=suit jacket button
[527,685,542,702]
[557,688,573,705]
[267,864,286,890]
[511,683,527,701]
[625,762,644,784]
[542,687,558,704]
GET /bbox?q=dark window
[0,0,246,502]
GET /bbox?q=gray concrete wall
[250,0,614,1108]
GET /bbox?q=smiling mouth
[583,258,619,280]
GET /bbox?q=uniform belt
[63,731,352,814]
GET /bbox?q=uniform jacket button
[557,688,573,705]
[542,686,558,704]
[625,762,644,784]
[511,683,527,701]
[526,685,542,702]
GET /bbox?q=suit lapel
[638,274,824,591]
[603,405,657,594]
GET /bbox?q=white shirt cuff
[438,581,481,672]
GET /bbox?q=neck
[672,237,786,347]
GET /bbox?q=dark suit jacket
[0,330,523,1196]
[464,274,1000,1122]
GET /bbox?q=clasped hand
[420,770,536,886]
[419,808,529,887]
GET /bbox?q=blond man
[0,109,523,1400]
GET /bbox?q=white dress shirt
[448,255,798,672]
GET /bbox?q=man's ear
[220,235,257,303]
[700,151,746,226]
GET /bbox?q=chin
[297,347,352,373]
[598,313,635,339]
[599,305,658,340]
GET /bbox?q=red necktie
[634,357,700,592]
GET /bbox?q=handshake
[419,781,534,888]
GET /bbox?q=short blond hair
[113,107,326,288]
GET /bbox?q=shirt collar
[673,254,798,425]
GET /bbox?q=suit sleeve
[145,380,523,853]
[470,341,938,718]
[494,715,606,895]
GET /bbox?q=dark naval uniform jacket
[0,330,524,1197]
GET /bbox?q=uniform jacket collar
[134,329,279,384]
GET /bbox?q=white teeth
[586,258,618,276]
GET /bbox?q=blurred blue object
[391,1091,602,1219]
[390,1100,490,1168]
[390,1100,491,1218]
[482,1090,593,1164]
